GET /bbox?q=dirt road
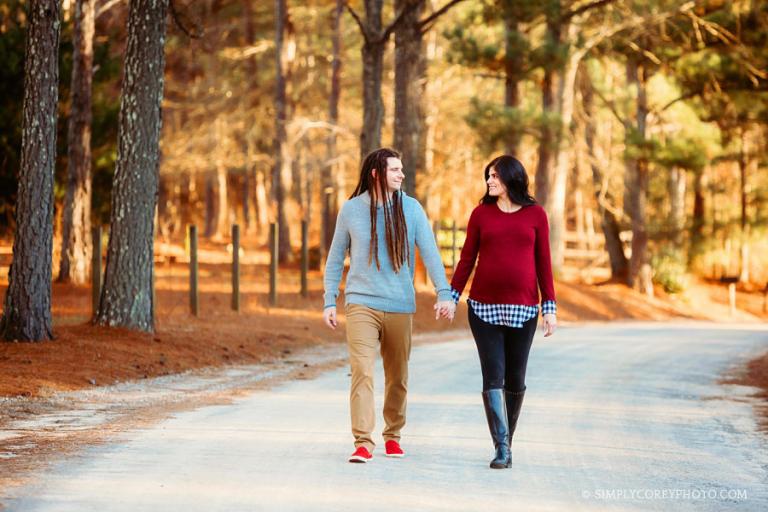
[3,322,767,511]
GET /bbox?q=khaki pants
[345,303,413,450]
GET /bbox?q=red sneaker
[348,446,373,463]
[385,440,404,458]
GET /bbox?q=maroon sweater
[451,203,556,306]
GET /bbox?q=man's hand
[542,313,557,337]
[323,307,338,329]
[434,300,456,321]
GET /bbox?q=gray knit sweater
[323,191,451,313]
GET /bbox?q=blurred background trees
[0,0,766,338]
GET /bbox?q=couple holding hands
[323,148,557,469]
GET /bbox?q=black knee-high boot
[482,389,511,469]
[505,389,526,455]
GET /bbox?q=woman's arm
[450,207,481,302]
[534,207,556,305]
[534,207,557,336]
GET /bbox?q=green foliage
[0,0,26,227]
[624,129,659,162]
[464,99,535,154]
[0,1,122,233]
[651,246,689,294]
[653,137,707,172]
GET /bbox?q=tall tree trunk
[157,173,171,240]
[689,165,707,266]
[242,0,257,234]
[668,166,686,247]
[394,0,424,199]
[322,0,343,258]
[242,171,251,232]
[581,71,628,280]
[738,129,750,283]
[534,6,562,210]
[546,37,586,276]
[535,8,572,276]
[303,136,313,224]
[1,0,61,342]
[59,0,94,285]
[179,171,193,229]
[503,4,523,154]
[215,159,228,238]
[625,57,650,293]
[204,173,215,237]
[95,0,169,332]
[273,0,292,262]
[255,168,269,243]
[360,0,385,160]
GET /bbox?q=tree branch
[343,2,370,43]
[563,0,618,22]
[591,84,625,125]
[380,0,424,43]
[419,0,466,33]
[656,91,700,113]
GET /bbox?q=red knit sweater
[450,203,556,306]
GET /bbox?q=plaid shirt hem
[451,288,556,328]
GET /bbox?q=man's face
[384,157,405,193]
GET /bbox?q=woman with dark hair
[451,155,557,469]
[323,147,455,463]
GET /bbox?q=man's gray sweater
[323,191,451,313]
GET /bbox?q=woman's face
[486,167,507,197]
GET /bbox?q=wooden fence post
[232,224,240,311]
[189,224,198,316]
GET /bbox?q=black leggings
[468,305,537,392]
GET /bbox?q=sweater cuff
[437,288,453,303]
[541,300,557,315]
[450,288,461,304]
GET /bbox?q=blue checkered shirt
[451,288,556,328]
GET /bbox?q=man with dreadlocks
[323,147,455,463]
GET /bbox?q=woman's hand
[323,307,338,330]
[542,313,557,337]
[434,301,456,321]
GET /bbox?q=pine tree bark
[204,173,215,237]
[534,7,562,212]
[689,165,706,266]
[322,0,343,257]
[360,0,385,160]
[59,0,94,285]
[668,166,686,247]
[624,57,650,292]
[738,131,750,283]
[394,0,424,199]
[503,4,523,154]
[1,0,61,342]
[95,0,169,332]
[273,0,293,262]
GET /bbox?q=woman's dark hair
[480,155,536,206]
[350,148,409,272]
